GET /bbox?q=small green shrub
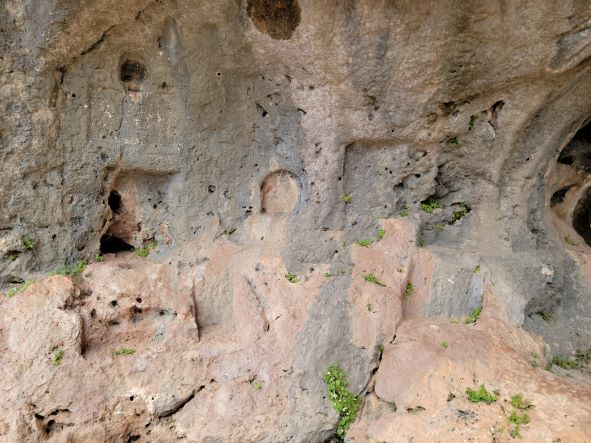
[434,223,445,232]
[420,198,442,214]
[508,411,530,425]
[323,366,362,441]
[51,260,87,277]
[135,238,157,257]
[376,228,385,241]
[53,349,64,366]
[469,115,477,130]
[446,137,459,145]
[564,235,577,245]
[113,347,136,356]
[223,227,236,235]
[440,340,448,349]
[356,239,373,247]
[510,394,534,410]
[285,273,299,283]
[95,255,104,262]
[466,384,496,404]
[6,279,34,297]
[464,306,482,324]
[473,265,480,273]
[23,238,37,250]
[364,274,386,287]
[324,272,332,278]
[448,203,471,225]
[343,194,352,204]
[399,209,409,217]
[551,355,579,369]
[254,381,263,390]
[405,282,414,299]
[510,426,522,439]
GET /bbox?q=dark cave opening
[120,59,147,92]
[573,187,591,246]
[108,190,122,214]
[99,234,134,254]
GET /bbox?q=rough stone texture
[2,0,591,441]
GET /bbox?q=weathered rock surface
[2,0,591,441]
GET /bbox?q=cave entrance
[548,120,591,247]
[99,234,134,254]
[573,187,591,246]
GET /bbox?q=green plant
[434,223,445,232]
[440,340,448,349]
[551,355,579,369]
[223,227,236,235]
[446,137,459,145]
[405,282,414,299]
[53,349,64,366]
[510,394,534,410]
[364,274,386,287]
[356,239,373,247]
[113,347,136,356]
[537,311,552,321]
[343,194,352,204]
[448,203,471,224]
[95,255,104,262]
[254,380,263,390]
[466,384,497,404]
[324,272,332,278]
[469,114,477,130]
[406,405,426,415]
[420,198,442,214]
[376,228,385,241]
[564,235,577,245]
[23,238,37,250]
[473,265,480,273]
[135,239,158,257]
[464,306,482,324]
[399,208,409,217]
[449,319,458,324]
[285,272,299,283]
[509,410,530,425]
[323,366,362,441]
[51,260,87,277]
[510,426,522,439]
[6,279,34,297]
[418,236,425,247]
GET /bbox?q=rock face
[2,0,591,441]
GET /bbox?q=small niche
[100,234,134,254]
[120,59,147,92]
[261,170,300,214]
[108,190,122,214]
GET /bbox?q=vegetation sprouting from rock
[322,366,361,441]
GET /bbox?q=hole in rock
[108,190,122,214]
[247,0,301,40]
[550,186,571,206]
[120,59,147,92]
[573,186,591,246]
[100,234,134,254]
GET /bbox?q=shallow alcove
[260,170,300,214]
[120,59,147,92]
[99,233,134,254]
